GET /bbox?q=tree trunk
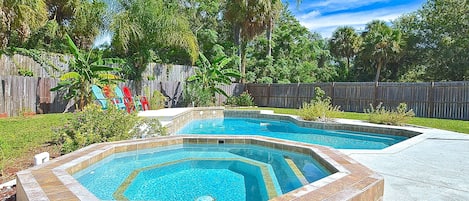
[266,17,273,57]
[375,60,383,82]
[240,41,247,83]
[234,24,242,73]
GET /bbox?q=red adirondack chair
[122,86,150,111]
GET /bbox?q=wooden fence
[0,76,244,116]
[246,82,469,120]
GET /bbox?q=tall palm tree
[329,26,362,74]
[0,0,48,48]
[265,0,283,57]
[225,0,278,83]
[361,20,403,82]
[111,0,198,91]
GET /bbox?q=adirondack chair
[114,86,134,113]
[122,86,150,111]
[91,85,126,110]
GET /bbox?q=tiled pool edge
[16,135,384,201]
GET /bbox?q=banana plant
[51,34,123,111]
[187,53,240,100]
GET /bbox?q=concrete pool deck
[336,119,469,200]
[139,108,469,200]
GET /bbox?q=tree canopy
[2,0,468,82]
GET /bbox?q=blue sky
[286,0,426,38]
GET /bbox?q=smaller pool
[176,118,408,149]
[74,144,331,201]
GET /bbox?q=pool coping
[16,135,384,201]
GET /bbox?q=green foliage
[329,26,362,80]
[395,0,469,81]
[150,90,166,110]
[225,91,255,107]
[111,0,198,80]
[225,0,283,82]
[54,104,166,154]
[182,83,213,107]
[358,20,403,82]
[246,6,337,83]
[365,102,415,126]
[299,87,341,121]
[50,34,123,110]
[187,52,240,100]
[18,68,34,77]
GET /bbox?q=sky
[286,0,426,38]
[94,0,427,47]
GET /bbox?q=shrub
[299,87,341,121]
[225,91,255,106]
[54,104,166,154]
[365,102,415,126]
[182,83,214,107]
[150,90,166,110]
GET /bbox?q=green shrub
[150,90,166,110]
[182,83,214,107]
[365,102,415,126]
[299,87,341,121]
[54,104,166,154]
[225,91,255,106]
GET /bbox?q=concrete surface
[338,120,469,201]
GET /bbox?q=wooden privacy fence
[246,82,469,120]
[1,75,468,120]
[0,76,243,116]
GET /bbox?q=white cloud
[295,4,420,38]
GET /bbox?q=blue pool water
[176,118,408,149]
[74,144,330,201]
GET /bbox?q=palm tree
[329,26,362,75]
[225,0,278,83]
[111,0,198,82]
[265,0,283,57]
[0,0,48,48]
[361,20,403,82]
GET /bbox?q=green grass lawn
[0,113,72,179]
[235,107,469,134]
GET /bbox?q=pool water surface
[176,118,408,149]
[74,144,330,201]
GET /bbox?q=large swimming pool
[74,144,330,201]
[176,118,408,149]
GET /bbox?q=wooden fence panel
[246,84,270,106]
[0,74,467,120]
[432,82,469,120]
[215,84,245,106]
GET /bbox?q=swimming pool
[176,118,408,149]
[74,143,330,201]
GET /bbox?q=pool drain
[195,195,215,201]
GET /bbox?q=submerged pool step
[284,157,309,185]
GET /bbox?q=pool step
[284,157,309,185]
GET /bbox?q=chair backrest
[91,85,107,109]
[122,86,133,101]
[114,86,125,99]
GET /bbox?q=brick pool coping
[17,107,420,201]
[16,135,384,201]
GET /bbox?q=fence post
[428,82,435,118]
[266,84,271,106]
[331,82,335,106]
[374,81,379,106]
[296,83,300,108]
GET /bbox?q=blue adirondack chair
[91,85,126,110]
